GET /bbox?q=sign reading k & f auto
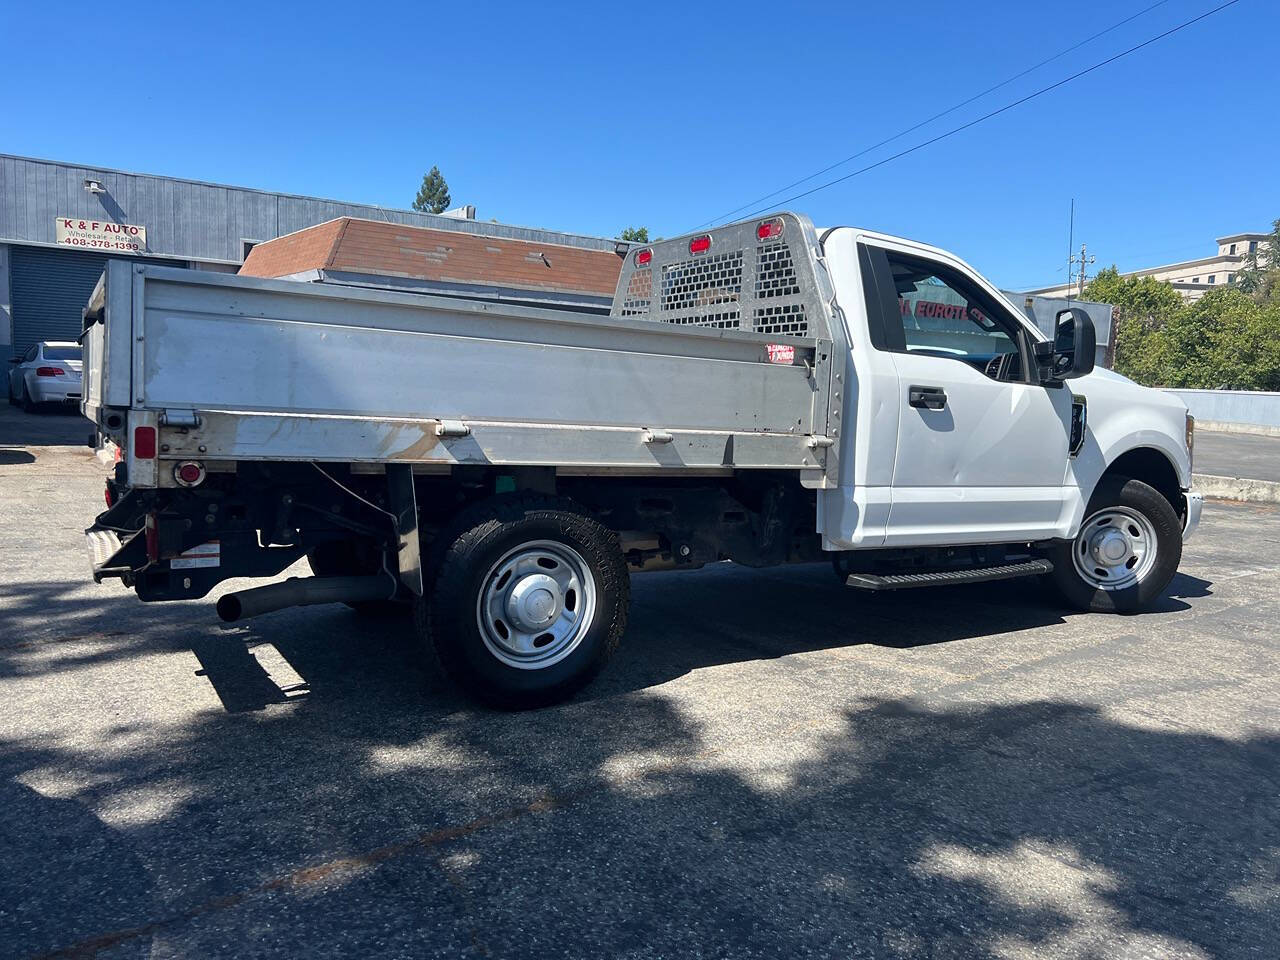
[55,217,147,253]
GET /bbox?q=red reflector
[635,247,652,266]
[757,217,784,240]
[35,366,65,377]
[133,426,157,459]
[144,514,159,563]
[689,235,711,255]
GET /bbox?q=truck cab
[817,227,1197,551]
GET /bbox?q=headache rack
[612,213,829,340]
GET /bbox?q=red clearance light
[174,461,206,487]
[35,366,65,377]
[635,247,653,266]
[133,425,157,459]
[689,235,711,255]
[757,217,784,240]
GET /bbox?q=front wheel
[1048,477,1182,613]
[418,495,629,709]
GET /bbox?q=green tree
[1084,267,1183,386]
[619,226,649,243]
[412,166,452,214]
[1237,218,1280,302]
[1158,289,1280,390]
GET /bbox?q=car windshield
[43,345,82,361]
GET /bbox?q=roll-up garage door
[9,246,177,359]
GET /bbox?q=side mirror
[7,357,20,364]
[1036,307,1096,382]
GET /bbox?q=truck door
[860,242,1075,546]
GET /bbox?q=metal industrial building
[0,154,619,361]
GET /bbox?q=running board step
[845,559,1053,591]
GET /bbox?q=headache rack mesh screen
[620,267,652,317]
[611,216,816,338]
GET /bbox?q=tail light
[634,248,652,266]
[35,366,65,377]
[133,426,157,459]
[756,217,784,240]
[688,235,711,255]
[1186,414,1195,472]
[173,461,206,487]
[104,481,114,508]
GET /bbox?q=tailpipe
[216,575,395,622]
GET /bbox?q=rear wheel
[1048,477,1182,613]
[418,495,629,709]
[20,383,37,414]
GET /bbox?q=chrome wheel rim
[476,540,597,670]
[1072,506,1158,591]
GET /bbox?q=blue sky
[4,0,1273,289]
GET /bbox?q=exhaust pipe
[216,575,396,622]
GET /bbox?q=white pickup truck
[81,213,1201,707]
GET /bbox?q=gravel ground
[2,405,1278,959]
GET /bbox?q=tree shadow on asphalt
[4,563,1269,957]
[1,690,1275,957]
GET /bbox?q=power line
[721,0,1242,227]
[694,0,1173,230]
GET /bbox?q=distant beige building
[1025,231,1271,303]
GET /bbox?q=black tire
[306,539,407,617]
[20,384,37,414]
[417,494,629,709]
[1048,477,1182,613]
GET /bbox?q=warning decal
[171,541,221,569]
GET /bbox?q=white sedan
[7,341,84,412]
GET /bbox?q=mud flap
[387,463,423,596]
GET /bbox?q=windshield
[43,345,82,361]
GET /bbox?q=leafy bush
[1084,257,1280,391]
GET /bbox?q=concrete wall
[1164,389,1280,431]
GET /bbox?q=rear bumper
[1182,490,1203,543]
[30,380,83,403]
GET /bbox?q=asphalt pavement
[2,404,1279,959]
[1194,428,1280,483]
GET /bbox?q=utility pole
[1069,243,1096,298]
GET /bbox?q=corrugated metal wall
[9,246,110,357]
[0,155,619,265]
[8,246,172,358]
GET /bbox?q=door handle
[908,385,947,410]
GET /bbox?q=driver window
[886,253,1022,379]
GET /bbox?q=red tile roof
[240,217,623,299]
